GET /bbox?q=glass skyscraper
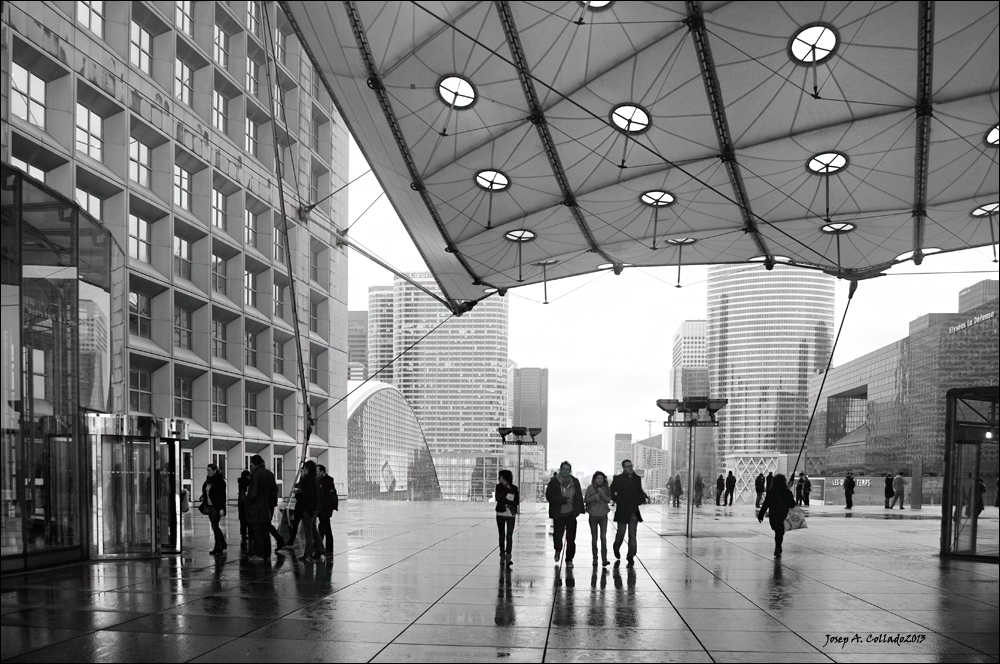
[707,264,835,502]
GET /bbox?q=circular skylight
[972,202,998,217]
[641,190,675,206]
[807,151,848,174]
[505,229,536,242]
[750,255,792,264]
[597,262,634,270]
[666,237,696,245]
[789,24,839,65]
[985,124,999,147]
[578,0,613,9]
[533,259,559,266]
[610,104,651,134]
[895,248,941,261]
[438,75,476,108]
[475,170,510,192]
[821,221,856,233]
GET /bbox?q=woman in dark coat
[884,473,894,509]
[201,463,227,554]
[757,473,796,557]
[295,461,319,560]
[494,469,520,566]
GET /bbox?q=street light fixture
[657,395,727,538]
[498,426,541,494]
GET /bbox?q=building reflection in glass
[346,381,441,500]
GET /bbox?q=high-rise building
[509,367,549,499]
[707,265,835,503]
[668,320,716,481]
[369,273,509,500]
[367,285,394,383]
[614,433,633,471]
[2,1,351,504]
[348,311,368,378]
[959,280,1000,314]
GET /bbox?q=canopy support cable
[911,0,935,266]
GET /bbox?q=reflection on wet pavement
[1,501,998,662]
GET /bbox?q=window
[244,118,258,156]
[309,353,319,384]
[273,283,284,318]
[174,59,193,105]
[273,340,284,374]
[273,395,284,430]
[211,188,226,229]
[10,156,45,181]
[130,22,152,74]
[243,209,257,247]
[246,58,259,96]
[128,214,151,263]
[247,1,260,37]
[11,63,46,129]
[212,382,228,422]
[129,291,152,338]
[75,188,102,218]
[213,25,229,68]
[211,318,227,359]
[173,236,192,280]
[310,246,321,282]
[173,306,192,349]
[244,270,257,308]
[273,227,286,264]
[75,104,103,161]
[309,299,319,333]
[311,115,322,151]
[130,367,152,413]
[211,254,227,294]
[129,138,151,186]
[312,65,321,99]
[174,377,192,418]
[212,90,228,133]
[245,329,257,366]
[309,170,321,202]
[244,390,257,427]
[174,165,192,211]
[78,1,104,38]
[273,84,284,118]
[275,28,286,64]
[176,0,193,36]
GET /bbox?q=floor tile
[187,636,384,663]
[369,644,544,662]
[4,631,233,663]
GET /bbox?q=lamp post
[656,397,727,538]
[498,426,541,492]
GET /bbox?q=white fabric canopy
[283,1,999,311]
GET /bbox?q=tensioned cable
[345,190,384,232]
[790,279,859,478]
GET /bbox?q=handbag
[784,506,808,531]
[198,501,210,515]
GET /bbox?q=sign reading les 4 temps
[831,478,872,487]
[948,310,996,334]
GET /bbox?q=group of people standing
[199,456,338,563]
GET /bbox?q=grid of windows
[309,300,319,333]
[311,115,322,151]
[212,90,228,133]
[174,306,193,349]
[273,340,284,373]
[273,395,284,430]
[244,270,257,308]
[130,22,152,74]
[310,170,321,202]
[212,382,227,422]
[75,188,101,219]
[11,63,46,129]
[310,246,321,282]
[246,1,261,37]
[273,84,285,118]
[211,318,227,359]
[10,156,44,181]
[174,59,193,105]
[275,29,286,64]
[273,283,284,318]
[246,58,259,95]
[273,228,286,264]
[211,188,226,229]
[211,254,227,294]
[130,367,152,412]
[174,377,193,418]
[78,1,104,38]
[75,104,103,161]
[129,291,152,338]
[245,118,258,156]
[128,214,151,263]
[310,354,319,384]
[173,236,192,279]
[244,209,257,247]
[176,0,193,36]
[129,138,151,186]
[244,390,258,426]
[213,25,229,68]
[245,330,258,366]
[174,165,192,210]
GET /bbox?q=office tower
[669,320,716,481]
[348,311,369,378]
[509,367,549,499]
[614,433,633,472]
[369,273,509,500]
[959,280,1000,314]
[367,285,394,383]
[3,1,350,502]
[707,264,835,502]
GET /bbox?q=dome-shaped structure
[346,381,441,500]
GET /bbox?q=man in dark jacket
[610,459,647,567]
[245,454,278,562]
[765,471,774,493]
[715,475,725,506]
[546,461,584,566]
[724,471,736,506]
[754,473,766,508]
[844,472,856,510]
[315,464,338,561]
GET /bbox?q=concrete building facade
[508,366,548,500]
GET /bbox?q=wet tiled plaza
[2,501,998,663]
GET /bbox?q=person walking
[315,464,338,562]
[795,473,804,506]
[890,471,905,509]
[715,474,725,506]
[671,474,683,508]
[495,469,519,567]
[693,473,704,507]
[765,471,774,493]
[724,471,736,506]
[801,474,811,507]
[844,472,856,509]
[237,469,251,550]
[754,473,765,508]
[584,471,611,567]
[295,461,319,559]
[757,473,796,556]
[610,459,647,567]
[884,473,894,509]
[245,454,277,562]
[546,461,584,567]
[201,463,228,554]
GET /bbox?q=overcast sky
[343,137,999,481]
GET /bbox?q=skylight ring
[986,124,999,147]
[971,202,999,217]
[609,103,651,135]
[437,74,477,109]
[806,151,849,175]
[666,237,697,245]
[640,190,675,207]
[475,169,510,192]
[577,0,614,10]
[821,221,856,234]
[505,229,536,242]
[788,23,840,66]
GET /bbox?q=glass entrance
[100,436,154,555]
